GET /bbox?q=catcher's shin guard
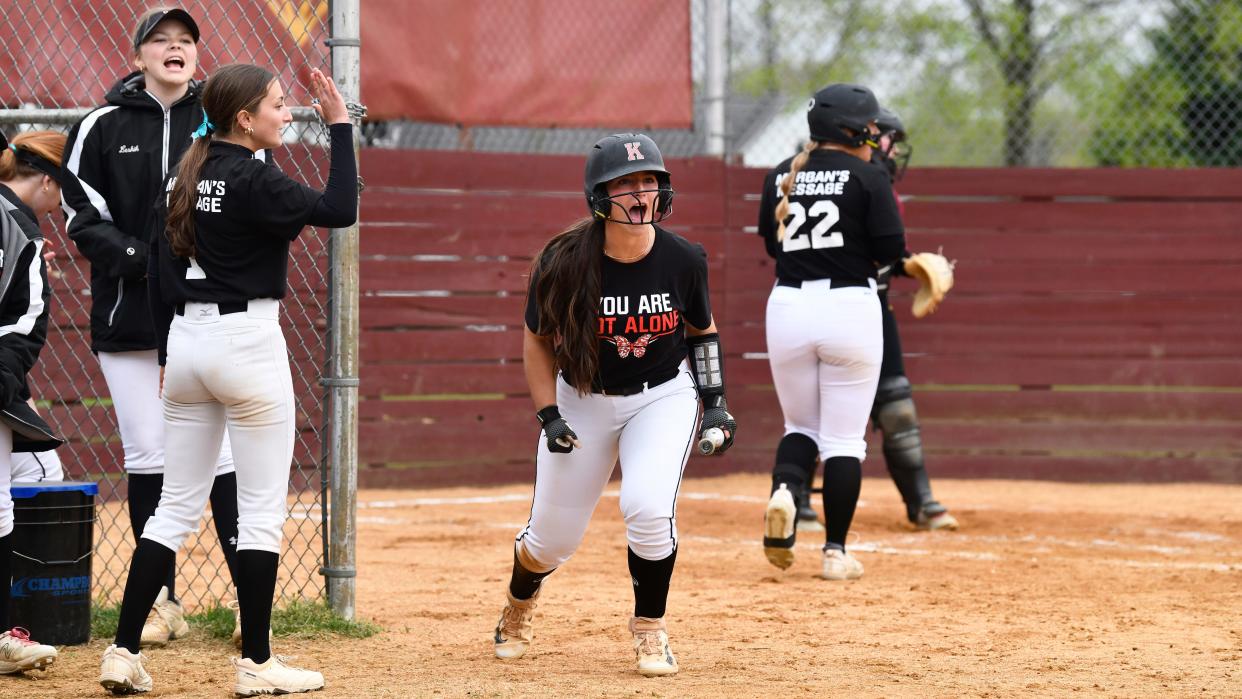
[873,376,936,523]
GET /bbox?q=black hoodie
[61,71,205,352]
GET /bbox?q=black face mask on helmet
[874,105,913,183]
[807,83,881,149]
[583,133,675,224]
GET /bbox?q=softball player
[757,84,906,580]
[0,130,65,675]
[492,134,736,677]
[869,108,958,531]
[98,63,355,695]
[60,7,245,647]
[791,108,959,532]
[6,134,69,486]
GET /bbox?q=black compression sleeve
[871,235,907,269]
[307,123,358,229]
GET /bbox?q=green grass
[91,602,121,639]
[91,599,379,642]
[271,599,380,639]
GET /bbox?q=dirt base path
[26,475,1242,697]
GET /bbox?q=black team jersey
[149,123,356,363]
[525,225,712,393]
[756,148,906,283]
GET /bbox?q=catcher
[793,106,960,532]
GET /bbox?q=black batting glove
[699,395,737,455]
[536,405,582,453]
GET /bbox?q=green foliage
[1091,0,1242,166]
[729,0,1153,166]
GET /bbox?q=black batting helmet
[583,133,674,223]
[807,83,880,148]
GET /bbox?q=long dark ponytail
[166,63,274,257]
[530,217,605,394]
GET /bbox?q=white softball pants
[140,300,294,554]
[11,448,63,482]
[765,280,883,461]
[516,365,699,570]
[0,425,11,537]
[97,349,235,476]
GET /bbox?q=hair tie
[7,144,15,153]
[191,112,215,139]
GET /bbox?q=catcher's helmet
[584,133,674,223]
[874,105,912,183]
[807,83,880,148]
[876,106,906,141]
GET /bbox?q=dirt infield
[21,474,1242,697]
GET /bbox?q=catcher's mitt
[902,252,955,318]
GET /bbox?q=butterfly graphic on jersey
[602,327,678,359]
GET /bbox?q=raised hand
[308,68,349,125]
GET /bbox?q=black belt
[592,367,681,396]
[175,301,248,316]
[777,277,871,289]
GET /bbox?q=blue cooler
[8,481,97,645]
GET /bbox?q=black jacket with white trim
[0,185,62,452]
[61,72,269,353]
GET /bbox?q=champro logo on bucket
[10,575,91,599]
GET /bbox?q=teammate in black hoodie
[60,7,243,649]
[0,130,65,675]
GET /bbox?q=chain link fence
[1,1,338,609]
[366,0,1239,168]
[6,0,1228,611]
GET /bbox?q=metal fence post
[704,0,727,157]
[322,0,363,620]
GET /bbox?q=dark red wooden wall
[359,151,1242,487]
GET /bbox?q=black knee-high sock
[0,533,10,630]
[771,433,819,494]
[127,473,176,602]
[209,472,241,587]
[114,540,177,653]
[508,549,554,601]
[822,456,862,549]
[236,550,279,664]
[628,547,677,619]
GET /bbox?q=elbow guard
[687,332,725,401]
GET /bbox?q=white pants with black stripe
[11,448,62,482]
[97,349,235,476]
[765,280,883,461]
[516,365,699,570]
[140,300,294,554]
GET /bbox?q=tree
[1091,0,1242,166]
[965,0,1129,165]
[726,0,1139,166]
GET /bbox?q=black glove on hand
[699,395,737,455]
[536,405,581,454]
